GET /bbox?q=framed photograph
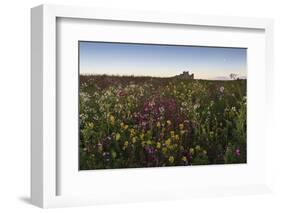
[78,41,248,170]
[31,4,274,208]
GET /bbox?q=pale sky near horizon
[79,41,247,80]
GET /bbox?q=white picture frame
[31,4,274,208]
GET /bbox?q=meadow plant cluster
[79,75,246,170]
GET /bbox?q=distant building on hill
[175,71,194,79]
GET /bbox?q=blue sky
[79,41,247,80]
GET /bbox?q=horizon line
[79,73,247,81]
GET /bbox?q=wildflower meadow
[79,75,246,170]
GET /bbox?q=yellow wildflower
[122,141,129,150]
[124,125,129,130]
[109,115,115,125]
[179,123,184,130]
[162,147,168,154]
[175,134,179,141]
[115,133,121,141]
[168,156,174,164]
[189,148,194,155]
[132,137,137,144]
[182,156,187,162]
[156,142,161,149]
[120,122,125,128]
[170,131,175,137]
[130,128,135,135]
[140,133,144,140]
[195,145,201,151]
[87,122,94,129]
[165,138,171,147]
[156,121,161,128]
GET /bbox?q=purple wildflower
[235,148,240,157]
